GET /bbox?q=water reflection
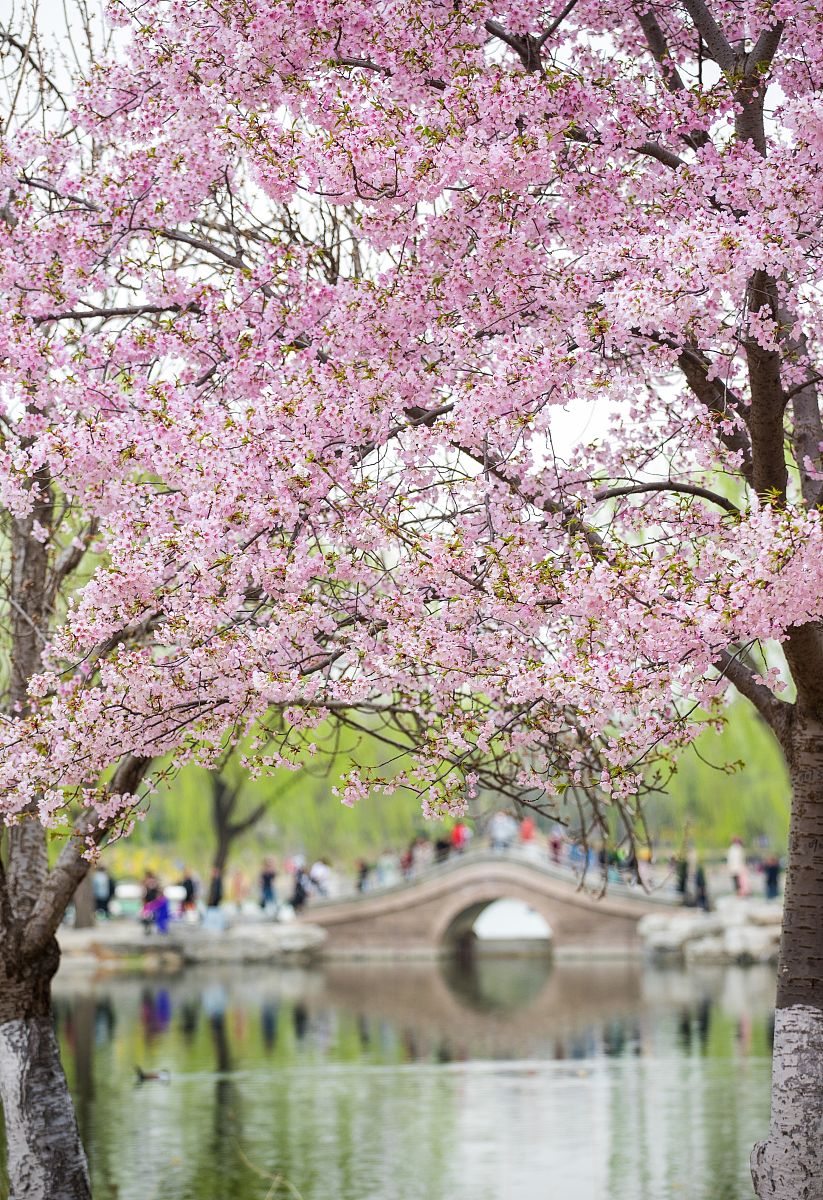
[440,952,552,1013]
[45,959,774,1200]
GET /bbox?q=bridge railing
[309,842,679,909]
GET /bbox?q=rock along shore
[638,895,782,966]
[57,919,327,975]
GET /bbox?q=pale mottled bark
[0,762,149,1195]
[751,1006,823,1199]
[0,1017,90,1200]
[776,715,823,1012]
[752,713,823,1199]
[0,934,90,1199]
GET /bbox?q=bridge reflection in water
[302,847,675,958]
[49,959,775,1200]
[440,951,553,1013]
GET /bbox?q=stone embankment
[58,919,326,974]
[638,896,782,965]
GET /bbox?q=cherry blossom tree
[2,0,823,1195]
[0,12,621,1190]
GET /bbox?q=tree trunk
[751,711,823,1199]
[211,831,231,878]
[210,773,234,879]
[0,937,91,1200]
[72,874,95,930]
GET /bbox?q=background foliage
[107,699,790,879]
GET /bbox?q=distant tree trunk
[0,934,91,1200]
[751,711,823,1199]
[212,829,231,878]
[209,772,267,878]
[210,777,235,882]
[72,874,95,930]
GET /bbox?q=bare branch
[631,4,689,92]
[631,4,710,149]
[537,0,581,46]
[21,754,151,959]
[32,303,202,325]
[335,54,445,91]
[46,519,98,607]
[0,28,68,109]
[228,800,269,839]
[635,141,686,170]
[594,481,739,513]
[673,345,754,485]
[455,442,607,560]
[156,226,245,270]
[484,20,543,72]
[715,648,789,736]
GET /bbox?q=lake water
[44,956,774,1200]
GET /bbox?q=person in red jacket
[451,821,471,854]
[519,815,536,843]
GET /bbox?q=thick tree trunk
[751,711,823,1199]
[0,937,91,1200]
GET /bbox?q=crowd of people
[671,836,784,910]
[350,820,786,910]
[124,855,336,932]
[353,813,596,891]
[725,836,783,901]
[354,820,482,892]
[88,815,785,933]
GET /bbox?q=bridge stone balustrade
[301,850,676,958]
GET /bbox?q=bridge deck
[312,848,676,910]
[302,848,676,958]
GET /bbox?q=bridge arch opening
[474,899,553,944]
[441,897,553,957]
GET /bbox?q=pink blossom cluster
[0,0,820,828]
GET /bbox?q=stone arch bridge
[302,850,675,957]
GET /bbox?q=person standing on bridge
[434,836,451,864]
[206,865,224,910]
[400,841,415,877]
[548,825,565,865]
[489,810,518,851]
[519,815,536,843]
[92,865,115,918]
[412,835,434,873]
[229,867,250,912]
[451,821,471,855]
